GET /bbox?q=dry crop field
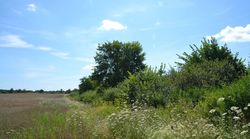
[0,93,68,138]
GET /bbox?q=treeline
[0,88,77,94]
[71,38,250,121]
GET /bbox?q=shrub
[176,38,246,89]
[102,88,120,104]
[79,77,98,94]
[118,68,172,107]
[80,90,100,104]
[199,73,250,121]
[172,60,239,90]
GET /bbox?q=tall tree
[91,41,146,87]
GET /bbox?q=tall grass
[7,102,250,139]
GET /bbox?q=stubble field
[0,93,68,138]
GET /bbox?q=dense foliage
[79,77,98,94]
[92,41,146,87]
[176,38,246,88]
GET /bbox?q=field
[0,93,68,138]
[1,92,249,139]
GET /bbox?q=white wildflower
[217,97,225,103]
[235,109,242,114]
[233,116,240,121]
[248,103,250,107]
[209,109,216,113]
[222,113,227,116]
[230,106,239,111]
[244,107,248,110]
[240,130,248,135]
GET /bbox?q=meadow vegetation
[2,38,250,138]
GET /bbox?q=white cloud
[0,34,82,61]
[50,52,69,59]
[211,24,250,43]
[27,4,37,12]
[98,19,127,31]
[82,64,96,71]
[0,35,33,48]
[37,46,52,51]
[74,57,94,62]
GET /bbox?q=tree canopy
[91,41,146,87]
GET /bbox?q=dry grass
[0,93,68,138]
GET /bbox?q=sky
[0,0,250,90]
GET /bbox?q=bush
[176,38,246,89]
[172,60,240,90]
[79,77,98,94]
[80,90,100,104]
[117,68,172,107]
[198,73,250,121]
[102,88,120,103]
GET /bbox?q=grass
[1,92,250,139]
[0,93,68,139]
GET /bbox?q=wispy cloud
[0,24,57,40]
[82,64,96,71]
[27,3,37,12]
[98,19,127,31]
[50,52,69,59]
[0,35,33,48]
[211,24,250,43]
[74,57,94,63]
[0,34,71,60]
[37,46,52,51]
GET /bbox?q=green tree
[79,77,98,94]
[176,38,246,88]
[91,41,146,87]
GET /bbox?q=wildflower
[235,109,242,114]
[233,116,240,121]
[209,109,216,113]
[243,107,248,110]
[230,106,239,111]
[217,97,225,103]
[240,130,248,135]
[248,103,250,107]
[222,113,227,116]
[248,122,250,127]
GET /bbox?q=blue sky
[0,0,250,90]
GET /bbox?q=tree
[79,77,98,94]
[176,38,246,88]
[91,41,146,87]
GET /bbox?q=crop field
[0,93,68,138]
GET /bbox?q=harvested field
[0,93,68,138]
